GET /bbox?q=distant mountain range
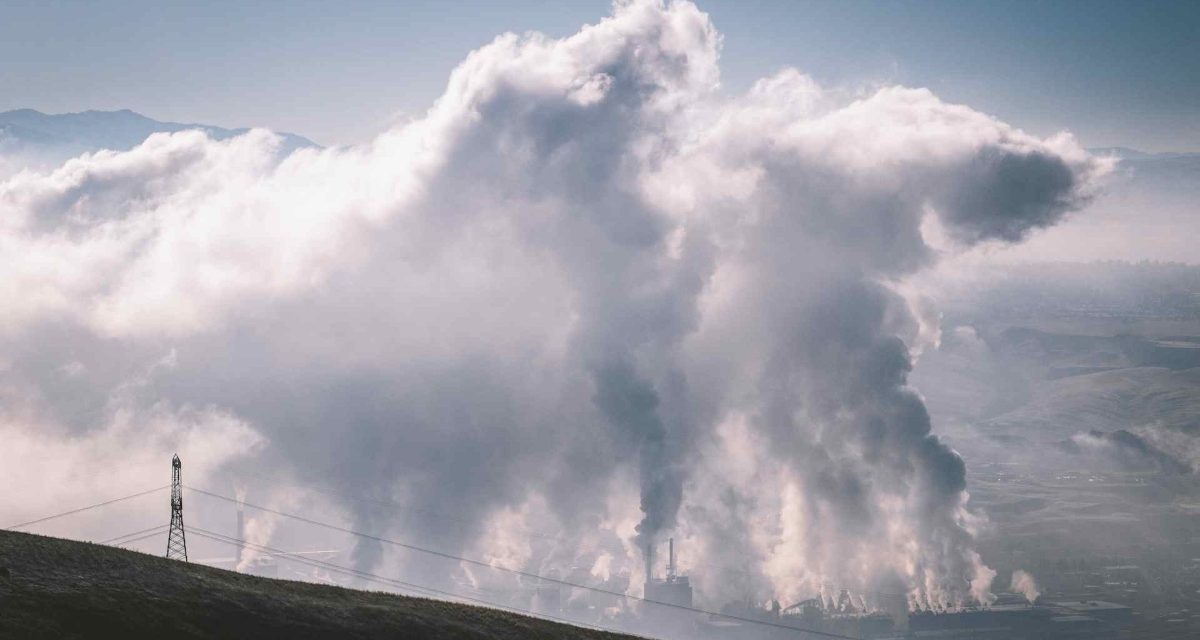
[3,108,1194,166]
[0,108,319,160]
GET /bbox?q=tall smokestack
[668,537,675,580]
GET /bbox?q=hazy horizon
[3,0,1198,152]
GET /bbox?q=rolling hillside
[0,529,639,640]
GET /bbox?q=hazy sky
[2,0,1196,151]
[0,0,1178,614]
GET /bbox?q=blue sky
[2,0,1196,151]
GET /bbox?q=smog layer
[0,0,1112,614]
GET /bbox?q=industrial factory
[644,538,693,609]
[514,537,1140,640]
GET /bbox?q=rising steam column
[166,453,188,561]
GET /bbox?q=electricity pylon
[166,453,188,561]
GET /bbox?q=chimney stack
[668,537,675,580]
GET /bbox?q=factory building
[644,538,693,608]
[507,533,1138,640]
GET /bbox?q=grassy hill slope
[0,529,638,640]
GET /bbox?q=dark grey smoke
[593,360,683,551]
[938,148,1081,244]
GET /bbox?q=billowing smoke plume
[1010,570,1041,604]
[0,0,1108,608]
[1063,429,1192,475]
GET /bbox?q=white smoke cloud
[0,396,262,540]
[235,512,278,573]
[0,0,1109,611]
[1130,424,1200,473]
[1010,569,1040,603]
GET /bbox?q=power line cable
[99,524,169,546]
[4,485,169,531]
[188,526,440,599]
[187,525,618,634]
[227,468,570,544]
[188,485,859,639]
[113,528,171,549]
[189,526,559,614]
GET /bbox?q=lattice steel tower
[166,453,188,561]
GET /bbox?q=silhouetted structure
[644,537,692,608]
[166,454,187,561]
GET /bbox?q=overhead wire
[111,527,171,549]
[99,524,169,546]
[187,484,860,639]
[186,525,617,634]
[226,468,570,544]
[4,485,169,531]
[188,526,440,599]
[5,481,860,638]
